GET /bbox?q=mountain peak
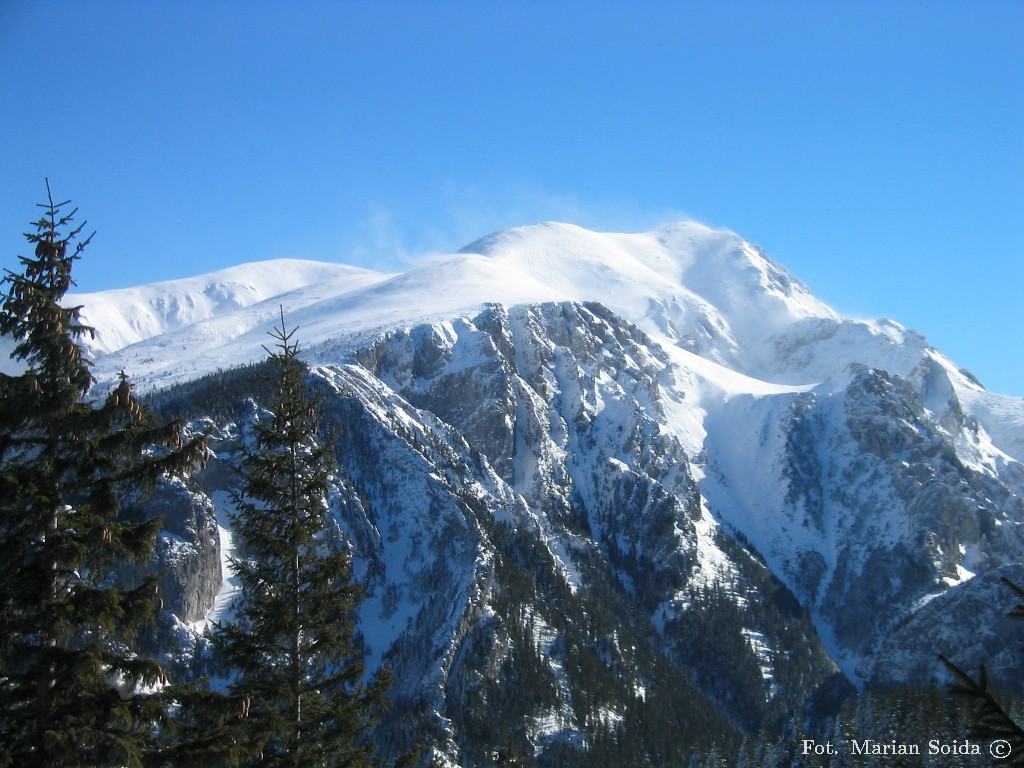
[24,220,1007,424]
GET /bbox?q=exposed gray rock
[130,297,1024,765]
[123,477,220,624]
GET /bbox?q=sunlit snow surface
[20,220,1024,694]
[189,491,241,636]
[49,221,1010,410]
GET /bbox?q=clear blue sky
[2,1,1022,394]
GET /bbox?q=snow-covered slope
[69,223,959,390]
[73,220,1024,468]
[24,220,1024,764]
[71,259,388,355]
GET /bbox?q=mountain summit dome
[10,218,1023,765]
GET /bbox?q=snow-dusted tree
[211,311,390,767]
[0,182,210,767]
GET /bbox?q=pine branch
[939,654,1024,756]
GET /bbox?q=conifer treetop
[1,178,96,397]
[212,308,391,767]
[0,183,216,767]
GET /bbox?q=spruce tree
[211,310,390,767]
[0,182,210,767]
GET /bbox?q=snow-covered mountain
[74,222,1016,447]
[72,222,924,385]
[49,222,1024,765]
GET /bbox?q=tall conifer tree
[211,311,390,767]
[0,182,211,766]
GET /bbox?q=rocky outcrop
[130,298,1024,765]
[123,477,221,624]
[868,563,1024,696]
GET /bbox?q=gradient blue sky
[2,1,1022,393]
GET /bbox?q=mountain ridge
[56,221,994,396]
[12,219,1023,764]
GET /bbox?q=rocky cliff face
[146,300,852,764]
[119,477,221,624]
[353,302,706,612]
[699,358,1024,682]
[81,222,1023,765]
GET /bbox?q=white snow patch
[689,503,737,590]
[741,628,777,693]
[191,490,241,635]
[522,608,580,748]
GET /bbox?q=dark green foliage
[0,183,211,767]
[448,519,740,767]
[145,361,282,426]
[144,682,259,768]
[748,684,992,768]
[210,312,390,767]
